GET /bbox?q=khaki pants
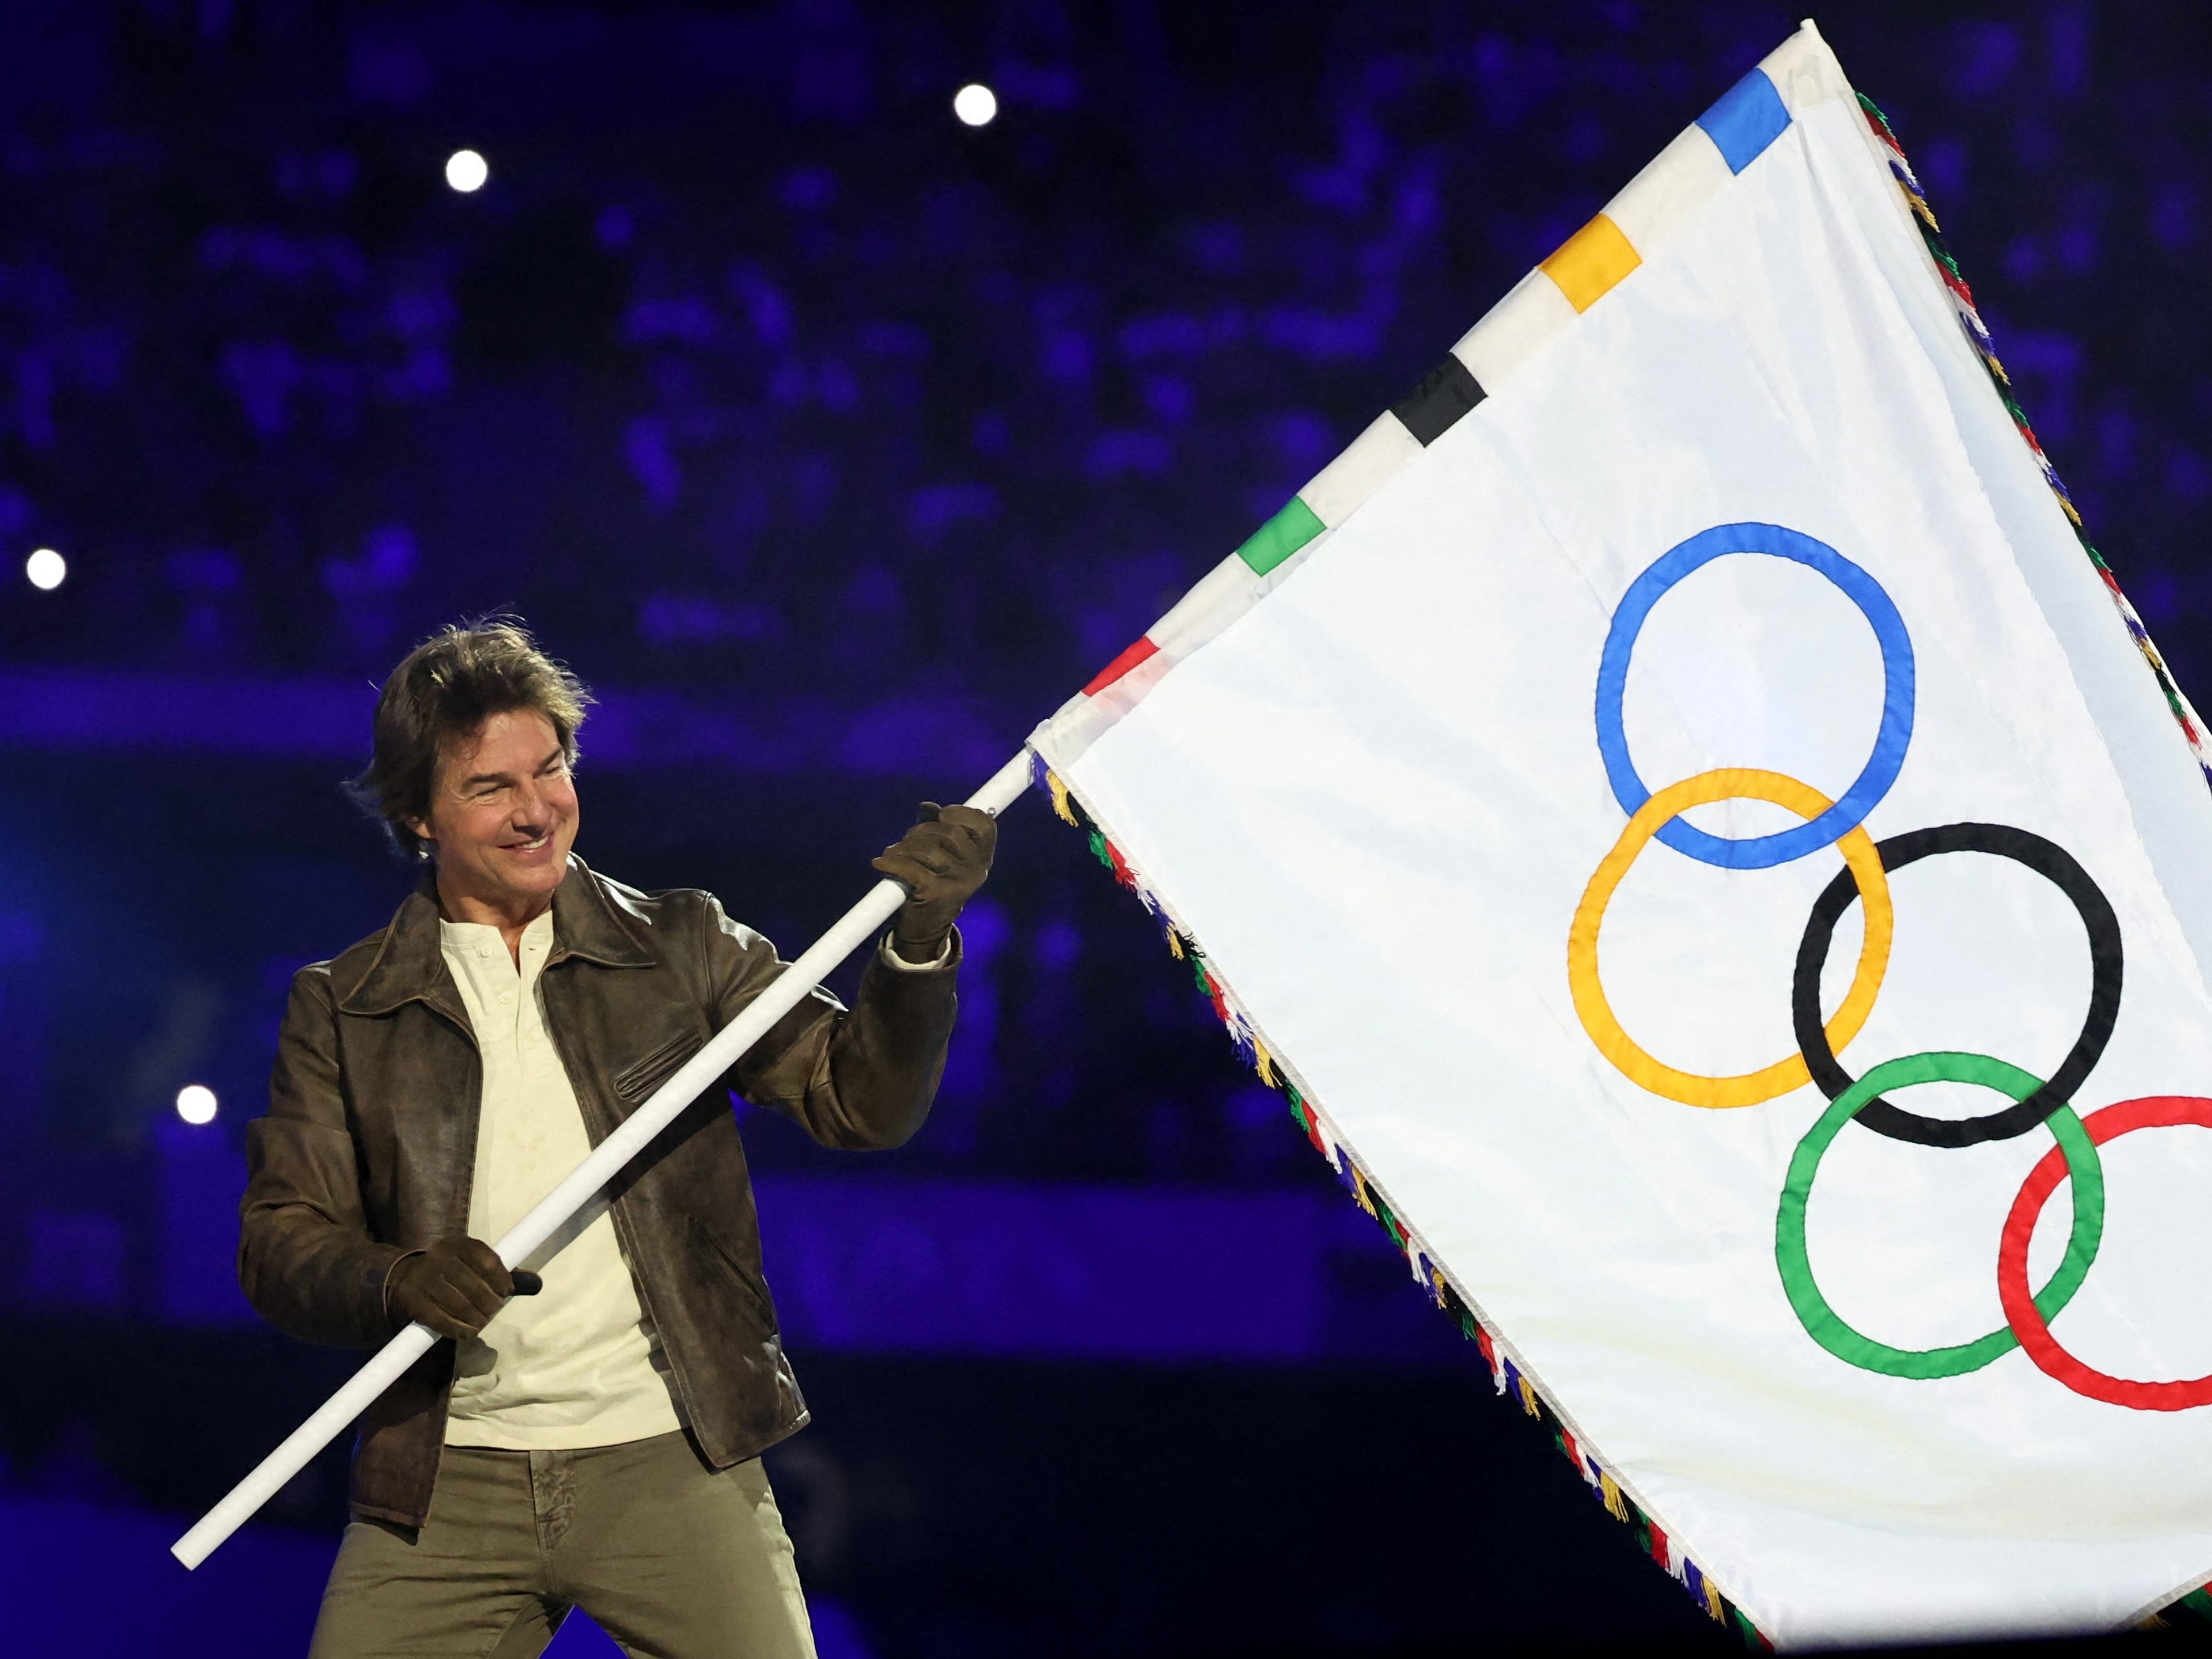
[309,1431,817,1659]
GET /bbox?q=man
[239,620,995,1658]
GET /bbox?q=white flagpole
[172,749,1035,1569]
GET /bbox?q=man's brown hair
[348,619,593,859]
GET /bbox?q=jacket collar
[334,853,652,1018]
[547,853,657,970]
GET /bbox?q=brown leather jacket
[238,855,959,1527]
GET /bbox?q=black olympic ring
[1790,823,2123,1148]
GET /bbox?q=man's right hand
[387,1235,515,1339]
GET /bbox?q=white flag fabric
[1030,22,2212,1649]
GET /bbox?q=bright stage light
[176,1084,219,1126]
[25,548,65,590]
[953,84,997,127]
[445,149,489,193]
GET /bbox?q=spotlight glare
[176,1084,219,1126]
[445,149,489,193]
[24,548,65,590]
[952,84,998,127]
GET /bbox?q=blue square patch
[1696,67,1792,175]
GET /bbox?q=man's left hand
[872,802,996,962]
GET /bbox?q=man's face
[407,709,580,916]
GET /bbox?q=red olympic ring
[1997,1094,2212,1411]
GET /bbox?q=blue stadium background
[0,3,2204,1653]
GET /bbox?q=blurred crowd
[3,3,2202,702]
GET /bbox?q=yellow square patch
[1540,214,1642,313]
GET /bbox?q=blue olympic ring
[1594,522,1916,870]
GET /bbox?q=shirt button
[499,989,516,1005]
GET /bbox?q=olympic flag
[1029,23,2212,1648]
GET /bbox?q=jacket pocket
[613,1031,704,1103]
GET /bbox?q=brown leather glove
[386,1235,517,1339]
[871,802,996,962]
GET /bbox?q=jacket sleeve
[700,893,960,1150]
[238,966,412,1346]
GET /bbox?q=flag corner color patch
[1696,67,1794,173]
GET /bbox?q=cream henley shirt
[440,910,684,1448]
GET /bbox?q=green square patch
[1234,497,1325,576]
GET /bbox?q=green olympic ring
[1774,1051,2105,1379]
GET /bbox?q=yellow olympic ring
[1567,768,1894,1108]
